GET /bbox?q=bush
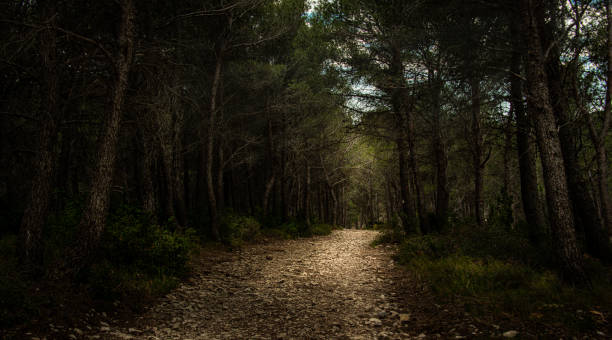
[220,212,262,247]
[395,234,455,262]
[394,226,612,334]
[87,205,197,300]
[310,223,333,236]
[372,220,405,246]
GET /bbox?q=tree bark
[141,133,157,217]
[510,18,547,241]
[540,3,612,262]
[19,2,60,272]
[431,77,449,231]
[57,0,134,278]
[205,49,224,240]
[520,0,588,284]
[469,76,485,226]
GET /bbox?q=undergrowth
[377,222,612,335]
[220,211,340,246]
[0,204,198,329]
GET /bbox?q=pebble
[399,313,410,324]
[503,330,519,338]
[369,318,383,326]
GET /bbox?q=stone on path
[503,330,519,338]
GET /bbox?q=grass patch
[393,226,612,335]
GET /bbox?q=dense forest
[2,0,612,338]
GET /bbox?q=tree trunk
[598,0,612,240]
[205,50,223,240]
[510,19,547,240]
[520,0,588,284]
[407,108,426,233]
[303,158,310,225]
[172,109,187,227]
[541,3,612,262]
[19,2,59,272]
[431,77,449,231]
[57,0,134,278]
[469,76,485,226]
[141,133,157,217]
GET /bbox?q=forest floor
[11,229,593,339]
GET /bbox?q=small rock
[597,331,606,337]
[266,255,273,260]
[377,311,388,318]
[399,313,411,324]
[100,321,109,327]
[73,328,83,335]
[417,333,426,338]
[111,332,133,340]
[68,335,77,340]
[503,330,519,338]
[369,318,383,326]
[100,326,110,332]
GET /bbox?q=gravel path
[91,230,417,339]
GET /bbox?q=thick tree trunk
[599,0,612,240]
[520,0,588,284]
[540,4,612,262]
[19,4,59,271]
[510,21,547,240]
[57,0,134,278]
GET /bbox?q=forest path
[92,229,435,340]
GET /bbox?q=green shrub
[310,223,333,236]
[220,212,262,247]
[395,228,612,333]
[371,219,405,245]
[395,234,455,261]
[86,205,197,300]
[102,206,197,277]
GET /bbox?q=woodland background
[1,0,612,335]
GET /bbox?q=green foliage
[87,205,197,300]
[396,234,455,260]
[371,220,405,246]
[488,187,514,230]
[310,223,334,236]
[261,218,336,239]
[220,212,262,247]
[394,225,612,333]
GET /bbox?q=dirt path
[85,230,414,339]
[83,229,510,340]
